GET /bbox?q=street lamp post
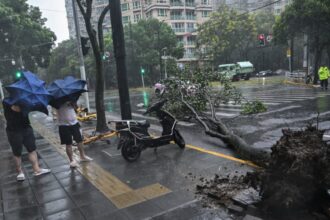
[161,47,168,79]
[72,0,90,111]
[0,80,4,100]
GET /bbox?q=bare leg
[76,142,86,159]
[13,156,22,173]
[28,151,41,173]
[66,145,74,162]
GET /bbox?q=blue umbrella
[48,76,87,109]
[4,71,52,115]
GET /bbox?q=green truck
[218,61,254,81]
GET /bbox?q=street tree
[0,0,55,81]
[125,19,184,85]
[162,67,269,166]
[75,0,110,132]
[47,40,79,82]
[273,0,330,81]
[196,4,256,65]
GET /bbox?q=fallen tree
[162,67,269,166]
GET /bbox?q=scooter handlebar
[143,99,168,115]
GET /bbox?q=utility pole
[72,0,90,111]
[109,0,132,120]
[0,80,4,100]
[303,34,308,77]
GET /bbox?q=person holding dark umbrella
[48,76,92,168]
[3,72,51,181]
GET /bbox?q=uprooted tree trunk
[180,92,270,166]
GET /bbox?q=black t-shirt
[3,101,31,131]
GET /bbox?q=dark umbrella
[4,71,52,115]
[47,76,87,109]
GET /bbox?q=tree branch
[75,0,86,17]
[86,0,92,20]
[98,4,110,53]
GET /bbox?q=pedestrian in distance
[3,100,51,181]
[318,66,330,90]
[56,101,92,168]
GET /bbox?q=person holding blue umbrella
[3,71,51,181]
[48,76,92,168]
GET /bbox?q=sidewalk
[0,111,256,220]
[0,117,128,220]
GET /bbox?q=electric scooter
[109,99,185,162]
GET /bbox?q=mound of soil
[259,126,330,213]
[195,126,330,218]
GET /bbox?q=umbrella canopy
[4,71,52,115]
[48,76,87,109]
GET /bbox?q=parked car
[256,70,273,77]
[274,69,289,75]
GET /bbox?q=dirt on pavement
[195,126,330,219]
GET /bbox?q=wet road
[27,76,330,219]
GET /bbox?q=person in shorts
[3,100,51,181]
[56,101,92,168]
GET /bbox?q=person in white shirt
[56,101,92,168]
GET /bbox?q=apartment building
[66,0,214,61]
[273,0,292,15]
[65,0,111,38]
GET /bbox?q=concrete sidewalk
[0,118,130,220]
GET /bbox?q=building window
[186,23,195,32]
[186,10,195,20]
[157,0,167,3]
[122,16,130,24]
[186,36,195,45]
[146,11,152,18]
[172,23,185,32]
[186,0,195,6]
[158,9,167,16]
[201,0,208,5]
[202,11,209,17]
[134,14,141,22]
[177,36,184,44]
[133,1,141,9]
[121,3,130,11]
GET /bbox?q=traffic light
[102,51,111,61]
[140,67,145,75]
[81,37,90,56]
[258,34,265,46]
[15,71,22,79]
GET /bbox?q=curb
[283,80,318,88]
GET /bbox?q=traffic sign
[287,48,291,57]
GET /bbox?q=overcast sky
[27,0,69,43]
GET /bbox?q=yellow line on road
[186,144,260,168]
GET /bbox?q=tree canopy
[196,4,256,64]
[0,0,56,82]
[125,19,184,85]
[273,0,330,75]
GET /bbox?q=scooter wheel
[121,140,141,162]
[174,129,185,149]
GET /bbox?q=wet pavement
[0,113,252,219]
[1,76,330,219]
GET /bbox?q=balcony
[170,1,184,6]
[185,15,196,20]
[170,15,184,20]
[185,2,196,7]
[186,28,196,33]
[172,28,185,33]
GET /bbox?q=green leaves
[196,4,256,64]
[241,100,267,115]
[0,0,55,79]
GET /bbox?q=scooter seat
[136,120,150,127]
